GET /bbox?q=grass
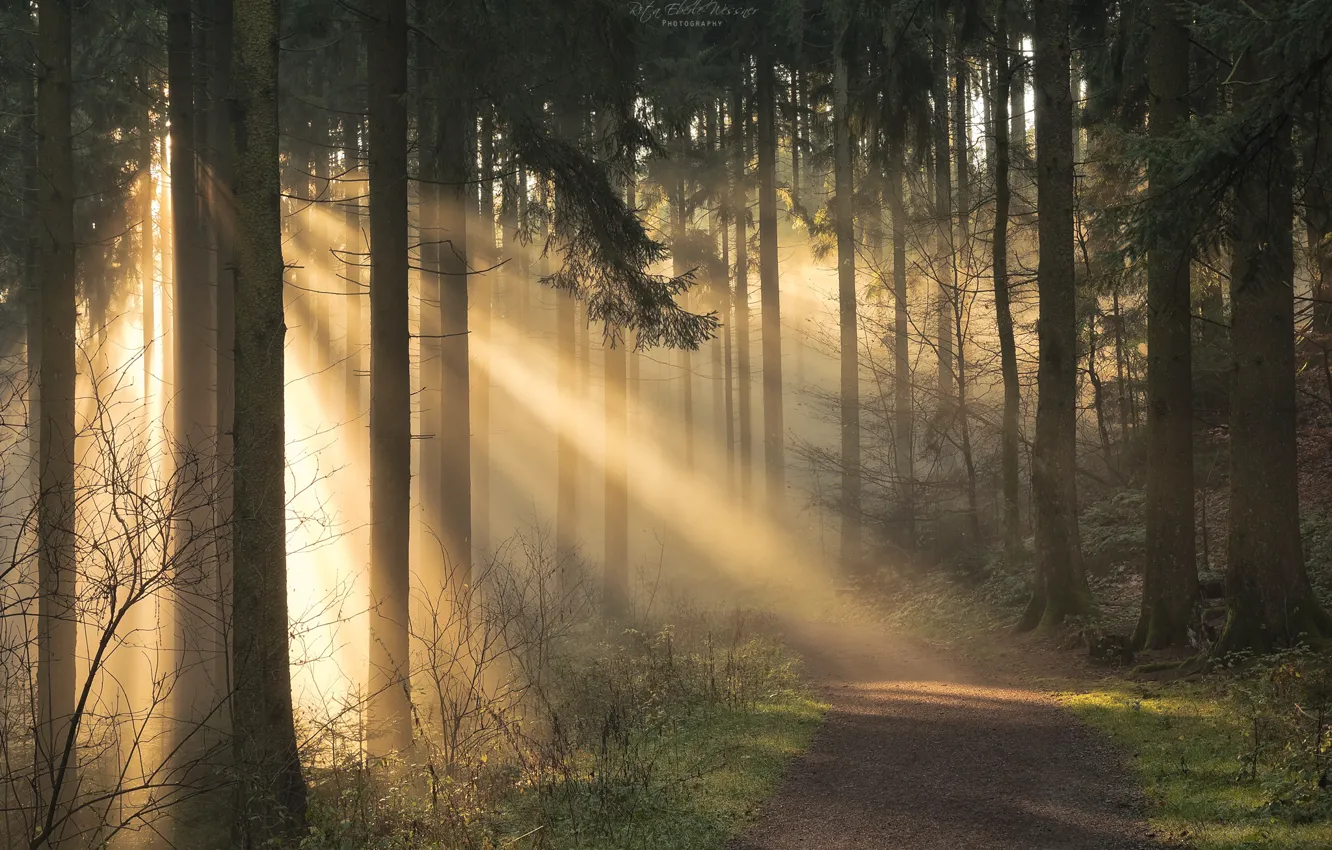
[502,691,827,850]
[1061,682,1332,849]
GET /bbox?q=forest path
[730,618,1157,850]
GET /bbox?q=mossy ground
[1061,683,1332,849]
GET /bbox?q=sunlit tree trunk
[342,106,364,433]
[229,0,309,841]
[1136,0,1197,651]
[1215,31,1332,654]
[139,61,155,420]
[732,70,753,506]
[757,50,784,510]
[832,43,860,572]
[475,107,494,561]
[952,47,982,543]
[720,104,736,490]
[605,177,631,616]
[437,81,471,594]
[993,0,1023,565]
[34,0,77,843]
[671,130,695,470]
[168,0,222,806]
[888,143,914,550]
[366,0,412,756]
[1017,0,1090,632]
[555,108,578,585]
[416,42,443,591]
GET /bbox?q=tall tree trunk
[791,68,801,211]
[416,43,443,591]
[1215,33,1331,654]
[993,0,1023,564]
[437,82,471,593]
[34,0,77,843]
[343,110,364,430]
[757,51,784,509]
[671,134,695,470]
[1010,23,1028,165]
[604,185,630,616]
[1136,0,1197,650]
[168,0,221,797]
[1017,0,1090,631]
[208,0,236,738]
[888,143,914,549]
[366,0,412,756]
[732,73,753,506]
[931,17,955,406]
[139,63,155,418]
[555,109,578,586]
[229,0,308,841]
[833,44,860,572]
[475,107,494,560]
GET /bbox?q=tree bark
[757,51,785,510]
[475,107,494,560]
[229,0,308,840]
[732,72,753,506]
[1215,34,1331,654]
[1136,0,1197,651]
[168,0,222,801]
[34,0,77,843]
[833,44,860,572]
[1017,0,1090,632]
[437,79,471,594]
[993,0,1023,565]
[888,142,914,549]
[366,0,412,756]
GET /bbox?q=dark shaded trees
[1018,0,1091,631]
[1136,0,1197,651]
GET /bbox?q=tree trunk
[437,81,471,594]
[1136,0,1197,651]
[416,44,443,593]
[833,45,860,572]
[888,143,914,549]
[1010,24,1028,165]
[366,0,412,756]
[475,107,494,560]
[732,71,753,506]
[931,18,954,406]
[993,0,1023,565]
[757,51,784,510]
[34,0,78,843]
[139,62,155,418]
[168,0,222,801]
[1215,35,1331,654]
[229,0,308,841]
[791,68,801,212]
[1017,0,1090,632]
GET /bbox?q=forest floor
[728,615,1159,849]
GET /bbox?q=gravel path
[730,620,1158,850]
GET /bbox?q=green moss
[1060,684,1332,849]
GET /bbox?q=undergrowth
[294,543,824,850]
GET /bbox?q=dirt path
[730,619,1157,850]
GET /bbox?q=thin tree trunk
[475,107,494,560]
[791,68,801,211]
[757,51,785,510]
[932,18,954,406]
[1018,0,1090,631]
[993,0,1023,564]
[35,0,77,843]
[343,109,364,431]
[1215,29,1331,654]
[833,44,860,572]
[229,0,308,840]
[732,72,753,506]
[139,63,155,418]
[556,108,578,584]
[366,0,412,756]
[888,143,913,550]
[604,178,630,615]
[1137,0,1198,650]
[416,41,443,590]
